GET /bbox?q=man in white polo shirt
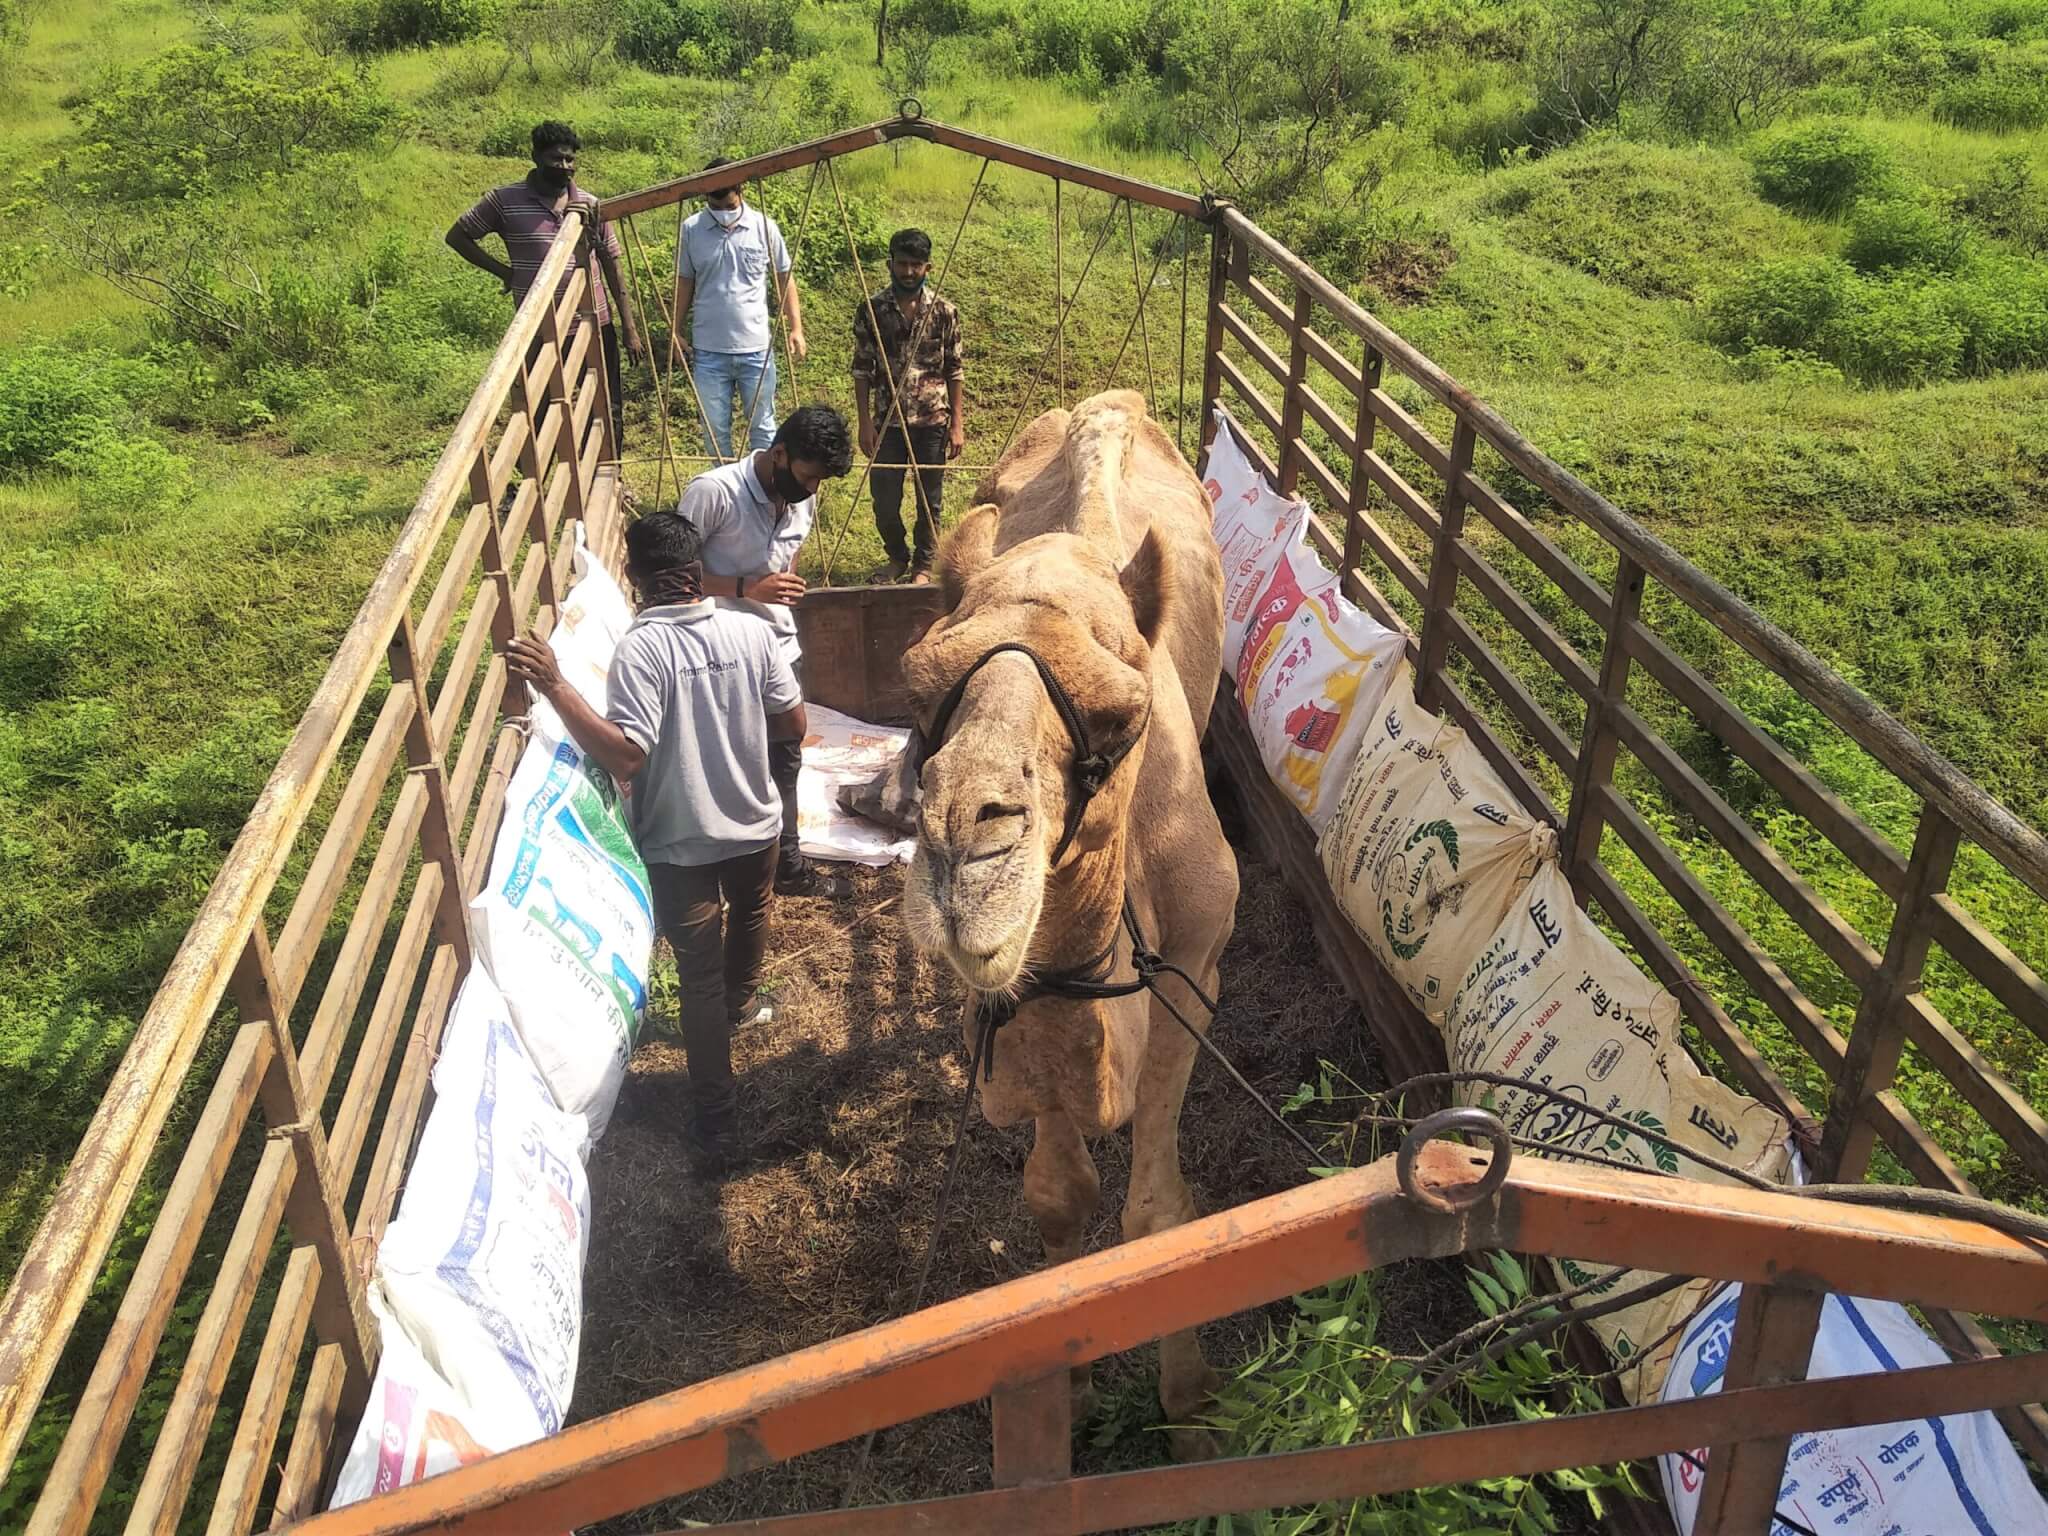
[672,157,809,461]
[679,404,854,894]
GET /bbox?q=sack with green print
[1318,664,1557,1019]
[472,722,652,1140]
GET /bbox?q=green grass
[3,0,2048,1520]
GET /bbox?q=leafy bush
[1843,194,1969,271]
[303,0,498,50]
[1015,0,1152,81]
[1933,69,2048,128]
[1940,254,2048,372]
[1706,256,1855,350]
[55,434,195,526]
[0,348,158,472]
[1830,280,1966,382]
[69,44,391,200]
[0,557,116,709]
[1749,119,1894,216]
[1958,151,2048,250]
[615,0,796,73]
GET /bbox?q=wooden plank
[1596,785,1847,1075]
[1686,1286,1824,1536]
[1624,621,1908,899]
[270,1344,346,1528]
[206,1247,319,1536]
[1275,287,1312,495]
[271,1151,2048,1536]
[1901,995,2048,1187]
[0,212,588,1476]
[1415,420,1476,706]
[119,1137,294,1536]
[328,867,445,1191]
[1433,671,1560,827]
[390,615,475,973]
[1295,441,1427,605]
[1440,609,1578,773]
[991,1373,1072,1488]
[1296,378,1355,463]
[1234,267,1292,332]
[1447,541,1599,700]
[600,120,905,219]
[354,945,465,1252]
[1301,323,1364,400]
[1923,1309,2048,1470]
[1577,862,1814,1131]
[1928,892,2048,1049]
[1818,811,1961,1182]
[1224,206,2048,903]
[1563,554,1642,883]
[1216,354,1282,441]
[1198,229,1230,457]
[1605,702,1881,988]
[16,1023,272,1536]
[1368,388,1451,481]
[1217,304,1287,392]
[1463,473,1610,625]
[1358,448,1440,540]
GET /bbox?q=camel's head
[902,508,1171,993]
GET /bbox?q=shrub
[1830,280,1966,384]
[0,348,158,471]
[615,0,796,73]
[1940,255,2048,372]
[0,557,116,708]
[1844,195,1969,272]
[304,0,498,50]
[55,434,195,526]
[1958,152,2048,250]
[1015,0,1150,81]
[1098,76,1178,151]
[1705,256,1854,349]
[1933,70,2048,129]
[1750,119,1893,216]
[69,44,392,200]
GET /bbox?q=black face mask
[537,163,572,190]
[770,459,810,504]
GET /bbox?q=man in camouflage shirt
[852,228,965,583]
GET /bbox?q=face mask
[892,274,926,296]
[710,204,744,227]
[770,460,810,504]
[537,164,572,190]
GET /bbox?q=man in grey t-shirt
[507,512,804,1172]
[672,157,808,460]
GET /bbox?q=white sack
[798,704,916,866]
[1444,860,1793,1399]
[1234,534,1407,831]
[1318,664,1558,1017]
[471,725,653,1139]
[373,971,591,1435]
[1660,1284,2048,1534]
[1203,409,1309,674]
[328,1306,546,1507]
[532,534,635,731]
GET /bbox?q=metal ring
[897,96,926,121]
[1397,1108,1511,1213]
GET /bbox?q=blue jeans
[691,349,777,460]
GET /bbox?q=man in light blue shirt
[680,405,854,895]
[671,158,808,460]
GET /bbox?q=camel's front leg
[1023,1109,1102,1417]
[1125,970,1224,1460]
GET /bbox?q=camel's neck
[1064,404,1135,561]
[1034,829,1127,977]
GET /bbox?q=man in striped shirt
[447,120,642,449]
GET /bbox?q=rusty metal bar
[276,1150,2048,1536]
[991,1372,1072,1488]
[675,1351,2047,1536]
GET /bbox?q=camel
[901,389,1239,1454]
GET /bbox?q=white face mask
[709,204,743,228]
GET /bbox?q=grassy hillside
[3,0,2047,1519]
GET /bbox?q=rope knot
[1075,752,1111,797]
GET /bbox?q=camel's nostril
[975,801,1028,826]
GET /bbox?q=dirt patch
[574,838,1464,1530]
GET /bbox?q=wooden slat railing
[0,210,624,1529]
[1198,202,2048,1493]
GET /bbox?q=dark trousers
[770,737,803,871]
[648,846,778,1120]
[600,321,625,453]
[871,423,948,571]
